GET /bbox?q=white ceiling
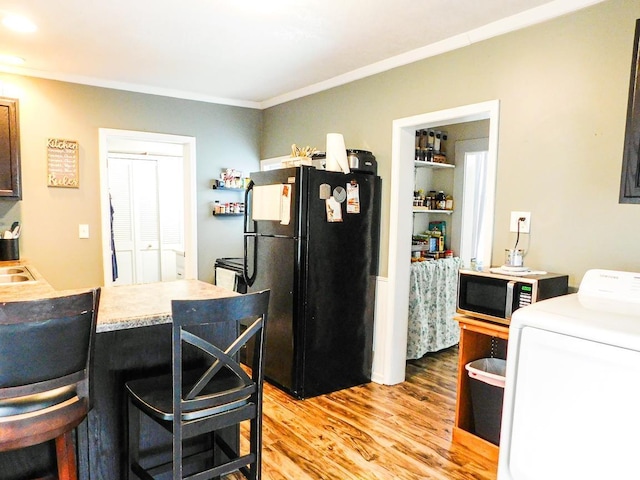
[0,0,603,109]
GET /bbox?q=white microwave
[457,269,569,325]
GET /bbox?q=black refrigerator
[243,166,381,399]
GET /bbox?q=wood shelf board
[452,427,499,462]
[414,161,455,169]
[455,315,510,339]
[412,207,453,214]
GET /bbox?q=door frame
[380,100,499,385]
[98,128,198,285]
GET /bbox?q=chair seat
[126,368,255,422]
[0,385,77,418]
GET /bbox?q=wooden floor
[232,346,497,480]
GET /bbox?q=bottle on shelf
[420,130,428,161]
[436,191,446,210]
[427,130,435,162]
[428,190,437,210]
[445,194,454,210]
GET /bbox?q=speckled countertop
[0,261,238,333]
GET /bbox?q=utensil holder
[0,238,19,261]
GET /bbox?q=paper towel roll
[326,133,350,174]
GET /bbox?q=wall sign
[47,138,79,188]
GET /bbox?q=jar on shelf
[436,191,446,210]
[428,190,437,209]
[445,194,454,210]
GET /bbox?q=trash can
[465,357,507,445]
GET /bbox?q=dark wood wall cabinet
[0,97,22,200]
[620,19,640,204]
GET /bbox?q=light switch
[79,224,89,238]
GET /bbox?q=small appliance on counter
[309,149,378,175]
[457,269,569,325]
[346,149,377,175]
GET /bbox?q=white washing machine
[498,269,640,480]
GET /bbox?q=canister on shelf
[445,194,453,210]
[428,190,437,210]
[434,131,442,153]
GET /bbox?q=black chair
[0,289,101,480]
[125,290,270,480]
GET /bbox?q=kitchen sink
[0,266,36,284]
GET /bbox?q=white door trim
[381,100,500,385]
[98,128,198,285]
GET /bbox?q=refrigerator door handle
[243,233,257,287]
[244,180,256,235]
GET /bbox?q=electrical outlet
[79,224,89,239]
[509,212,531,233]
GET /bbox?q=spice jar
[445,194,453,210]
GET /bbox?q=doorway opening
[379,100,499,385]
[99,129,198,286]
[456,137,492,269]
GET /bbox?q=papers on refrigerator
[252,184,291,225]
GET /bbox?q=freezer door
[248,167,300,238]
[246,234,302,396]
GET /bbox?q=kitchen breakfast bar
[0,262,238,480]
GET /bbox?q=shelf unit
[414,160,455,170]
[453,315,509,462]
[211,184,245,217]
[413,161,455,214]
[412,159,455,254]
[212,213,243,217]
[412,206,453,214]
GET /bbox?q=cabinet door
[0,98,21,199]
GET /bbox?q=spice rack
[211,187,244,216]
[211,169,246,217]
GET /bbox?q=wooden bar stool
[0,289,101,480]
[125,290,270,480]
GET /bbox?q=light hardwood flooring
[233,346,498,480]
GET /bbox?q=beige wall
[0,75,262,290]
[3,0,638,291]
[262,0,640,287]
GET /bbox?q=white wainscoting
[371,276,388,384]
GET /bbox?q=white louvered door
[108,156,184,285]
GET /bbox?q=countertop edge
[0,262,238,333]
